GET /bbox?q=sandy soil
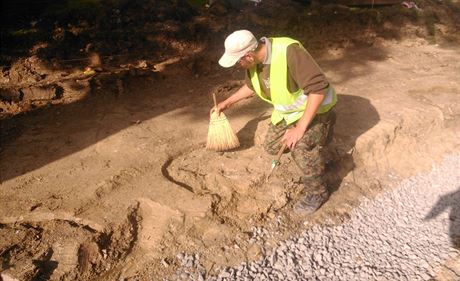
[1,1,459,280]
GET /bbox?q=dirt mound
[167,145,302,225]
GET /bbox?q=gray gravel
[172,154,460,281]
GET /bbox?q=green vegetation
[10,28,38,37]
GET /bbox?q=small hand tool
[266,144,287,180]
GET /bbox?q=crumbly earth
[0,0,459,280]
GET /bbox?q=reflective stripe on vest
[250,37,337,125]
[273,86,335,112]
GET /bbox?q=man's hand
[281,91,326,149]
[210,102,228,116]
[281,125,307,150]
[209,84,255,116]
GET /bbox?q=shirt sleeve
[287,44,329,95]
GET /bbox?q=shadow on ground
[425,187,460,250]
[0,74,212,182]
[326,94,380,195]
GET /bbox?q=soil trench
[1,1,460,279]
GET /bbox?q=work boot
[293,189,329,215]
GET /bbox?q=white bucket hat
[218,30,258,68]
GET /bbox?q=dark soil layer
[1,0,459,119]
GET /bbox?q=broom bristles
[206,111,240,151]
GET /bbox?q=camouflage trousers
[263,109,336,195]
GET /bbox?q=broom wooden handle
[212,92,217,108]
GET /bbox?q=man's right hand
[209,84,255,116]
[210,102,227,116]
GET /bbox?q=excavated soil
[1,0,460,280]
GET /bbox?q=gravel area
[171,154,460,281]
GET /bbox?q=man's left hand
[281,126,306,150]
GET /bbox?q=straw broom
[206,92,240,151]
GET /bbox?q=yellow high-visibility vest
[250,37,337,125]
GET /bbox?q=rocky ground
[1,0,459,280]
[172,154,460,280]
